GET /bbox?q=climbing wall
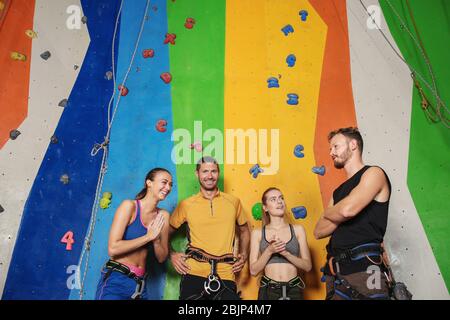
[1,0,449,300]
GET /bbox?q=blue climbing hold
[312,165,326,176]
[291,206,307,219]
[267,77,280,88]
[294,145,304,158]
[286,54,296,67]
[321,275,326,283]
[281,24,294,36]
[249,164,264,178]
[287,93,299,105]
[299,10,309,22]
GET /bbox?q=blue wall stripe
[2,0,122,300]
[69,0,177,300]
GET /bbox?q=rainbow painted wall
[0,0,448,300]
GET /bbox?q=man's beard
[200,179,217,191]
[333,149,351,169]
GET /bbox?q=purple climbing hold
[291,206,307,219]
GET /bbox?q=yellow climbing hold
[25,29,37,39]
[99,192,112,209]
[11,52,27,61]
[0,1,5,11]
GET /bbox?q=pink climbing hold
[164,33,176,45]
[142,49,154,58]
[156,120,168,132]
[190,141,203,152]
[61,231,74,251]
[160,72,172,84]
[185,18,196,29]
[118,85,129,96]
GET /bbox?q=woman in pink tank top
[95,168,173,300]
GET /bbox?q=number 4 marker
[61,231,74,251]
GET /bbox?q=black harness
[260,275,305,300]
[184,246,238,300]
[104,260,146,300]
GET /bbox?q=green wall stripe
[164,0,226,299]
[380,0,450,291]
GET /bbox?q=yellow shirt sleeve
[236,199,247,226]
[169,201,187,229]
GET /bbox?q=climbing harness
[103,260,146,300]
[260,275,306,300]
[184,246,238,300]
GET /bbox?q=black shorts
[179,274,241,300]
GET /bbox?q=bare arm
[108,201,163,258]
[314,198,339,239]
[280,225,312,272]
[168,224,190,275]
[152,210,170,263]
[324,167,388,223]
[232,223,251,273]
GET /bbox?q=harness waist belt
[105,260,145,282]
[186,246,236,264]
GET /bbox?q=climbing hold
[105,71,113,80]
[156,120,167,133]
[249,164,264,178]
[287,93,299,105]
[40,51,51,60]
[118,85,129,96]
[0,205,4,214]
[9,129,21,140]
[189,141,203,152]
[160,72,172,84]
[10,52,26,61]
[281,24,294,36]
[164,33,176,45]
[100,192,112,209]
[25,29,37,39]
[252,203,263,221]
[0,1,4,10]
[286,54,296,67]
[185,17,196,29]
[267,77,280,88]
[50,134,58,144]
[294,145,304,158]
[61,231,74,251]
[60,174,70,185]
[291,206,307,219]
[74,65,79,70]
[321,275,326,283]
[142,49,154,58]
[58,99,68,108]
[299,10,309,22]
[312,165,326,176]
[81,16,87,24]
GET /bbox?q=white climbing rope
[359,0,449,128]
[78,0,151,300]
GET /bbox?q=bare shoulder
[158,209,171,220]
[364,166,387,180]
[118,200,135,213]
[251,228,263,240]
[293,224,307,237]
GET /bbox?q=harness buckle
[204,274,221,294]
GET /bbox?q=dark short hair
[196,156,219,172]
[328,127,363,155]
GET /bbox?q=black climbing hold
[40,51,51,60]
[58,99,68,108]
[51,135,58,144]
[9,129,21,140]
[74,65,79,70]
[0,205,4,213]
[105,71,113,80]
[81,16,88,24]
[60,174,70,185]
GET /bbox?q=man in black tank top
[313,127,392,300]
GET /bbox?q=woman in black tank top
[249,188,312,300]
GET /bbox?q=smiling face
[263,189,286,218]
[196,162,219,192]
[329,133,355,169]
[147,171,173,201]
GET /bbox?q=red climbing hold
[164,33,176,45]
[160,72,172,84]
[61,231,74,251]
[156,120,168,132]
[118,85,129,96]
[143,49,154,58]
[185,18,196,29]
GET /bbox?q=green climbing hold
[252,203,263,221]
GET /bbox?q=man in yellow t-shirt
[169,156,250,300]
